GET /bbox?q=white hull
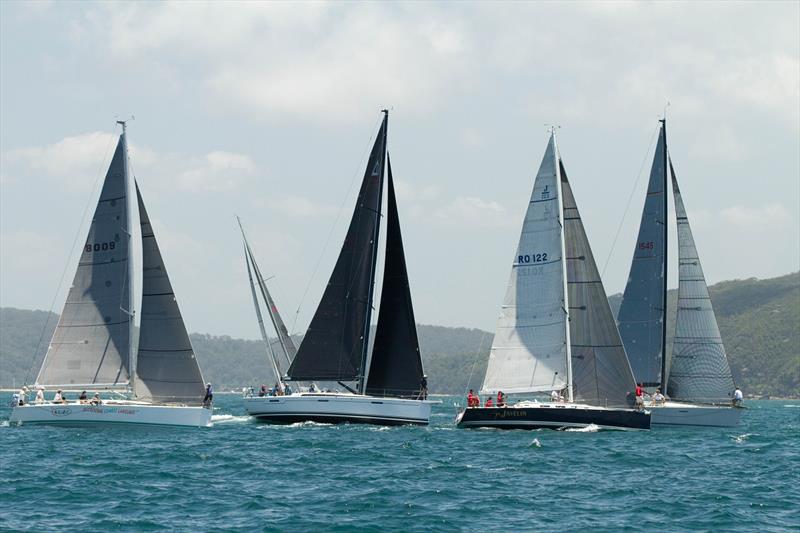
[244,392,433,425]
[9,401,212,427]
[649,401,742,427]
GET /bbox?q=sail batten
[288,115,388,382]
[481,135,569,395]
[667,162,735,403]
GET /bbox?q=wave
[731,433,754,443]
[529,438,542,448]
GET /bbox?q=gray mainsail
[481,134,570,395]
[667,162,735,403]
[617,121,668,388]
[36,135,132,388]
[561,161,637,408]
[133,183,205,404]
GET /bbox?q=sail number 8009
[85,241,116,252]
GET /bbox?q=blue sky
[1,1,798,338]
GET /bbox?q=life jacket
[485,398,493,407]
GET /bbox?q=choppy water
[1,393,798,531]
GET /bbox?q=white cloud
[5,131,118,179]
[255,193,337,218]
[176,151,255,192]
[435,196,514,228]
[720,203,792,229]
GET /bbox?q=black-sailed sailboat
[617,119,741,426]
[456,130,650,431]
[243,111,434,425]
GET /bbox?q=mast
[118,119,136,397]
[660,118,668,393]
[359,109,388,394]
[553,131,574,403]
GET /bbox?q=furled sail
[561,161,637,408]
[134,183,206,404]
[366,158,425,398]
[481,134,569,395]
[617,122,668,388]
[288,114,387,381]
[667,163,735,403]
[247,242,298,368]
[36,135,132,387]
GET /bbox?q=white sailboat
[617,119,742,427]
[242,111,435,425]
[10,122,212,427]
[456,131,650,431]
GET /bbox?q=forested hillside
[1,273,797,396]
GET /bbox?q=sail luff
[667,160,735,403]
[553,135,574,402]
[660,119,669,392]
[120,123,137,396]
[359,110,388,394]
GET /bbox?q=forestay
[667,163,735,403]
[36,135,132,388]
[617,122,668,387]
[561,162,637,408]
[482,135,568,395]
[133,183,206,404]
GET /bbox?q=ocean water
[1,393,797,532]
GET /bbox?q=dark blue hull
[456,404,650,431]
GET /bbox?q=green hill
[1,272,798,396]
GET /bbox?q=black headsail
[366,157,425,398]
[288,113,388,382]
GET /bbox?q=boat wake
[564,424,600,433]
[0,420,9,428]
[210,415,250,425]
[529,438,542,448]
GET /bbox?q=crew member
[733,387,743,407]
[203,383,213,407]
[484,396,494,407]
[652,388,666,405]
[35,387,44,404]
[496,391,506,407]
[79,390,88,403]
[634,383,645,410]
[419,375,428,400]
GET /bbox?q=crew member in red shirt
[485,396,494,407]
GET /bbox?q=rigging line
[464,330,489,398]
[289,113,384,337]
[24,123,118,386]
[600,123,660,278]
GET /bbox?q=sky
[1,1,798,340]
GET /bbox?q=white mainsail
[36,135,132,388]
[667,163,735,403]
[481,134,569,394]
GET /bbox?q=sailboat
[10,122,211,427]
[617,119,741,427]
[243,111,434,425]
[456,131,650,431]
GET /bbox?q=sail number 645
[638,241,654,250]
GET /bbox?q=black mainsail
[134,183,206,404]
[288,113,388,383]
[617,120,668,389]
[366,158,425,398]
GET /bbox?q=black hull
[252,413,427,426]
[457,405,650,431]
